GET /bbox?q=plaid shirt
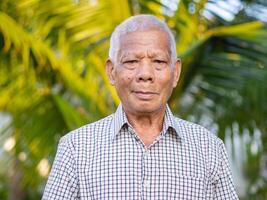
[42,104,238,199]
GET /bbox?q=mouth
[132,90,159,100]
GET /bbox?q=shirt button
[143,180,150,187]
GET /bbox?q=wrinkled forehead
[119,50,171,60]
[119,49,170,58]
[116,29,172,60]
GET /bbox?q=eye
[153,59,167,70]
[123,60,138,64]
[154,60,167,64]
[122,60,138,70]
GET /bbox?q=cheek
[157,73,173,86]
[120,76,132,84]
[116,74,133,89]
[117,70,134,83]
[157,74,174,96]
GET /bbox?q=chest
[78,134,211,199]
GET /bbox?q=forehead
[117,30,171,58]
[120,50,169,59]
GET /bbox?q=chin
[133,102,164,113]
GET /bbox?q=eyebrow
[147,51,170,59]
[119,51,170,61]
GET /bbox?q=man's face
[106,30,181,115]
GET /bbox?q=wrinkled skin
[106,29,181,117]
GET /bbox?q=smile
[132,91,159,100]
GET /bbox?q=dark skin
[106,29,181,147]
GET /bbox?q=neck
[124,106,166,147]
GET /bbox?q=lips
[132,90,159,100]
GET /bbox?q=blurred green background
[0,0,267,199]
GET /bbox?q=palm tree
[0,0,266,199]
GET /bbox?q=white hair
[109,14,177,63]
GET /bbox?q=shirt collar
[110,104,182,141]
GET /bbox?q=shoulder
[59,114,114,149]
[174,116,222,147]
[173,117,226,178]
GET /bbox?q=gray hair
[109,14,177,63]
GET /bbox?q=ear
[106,59,116,85]
[172,59,182,88]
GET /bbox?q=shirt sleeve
[214,139,239,199]
[42,136,80,200]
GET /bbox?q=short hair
[109,14,177,63]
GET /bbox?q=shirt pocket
[162,174,207,199]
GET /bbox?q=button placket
[143,179,150,188]
[142,148,151,199]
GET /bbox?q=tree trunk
[8,159,26,200]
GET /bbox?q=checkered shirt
[42,104,239,199]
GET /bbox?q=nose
[136,60,155,82]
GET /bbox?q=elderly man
[42,15,238,199]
